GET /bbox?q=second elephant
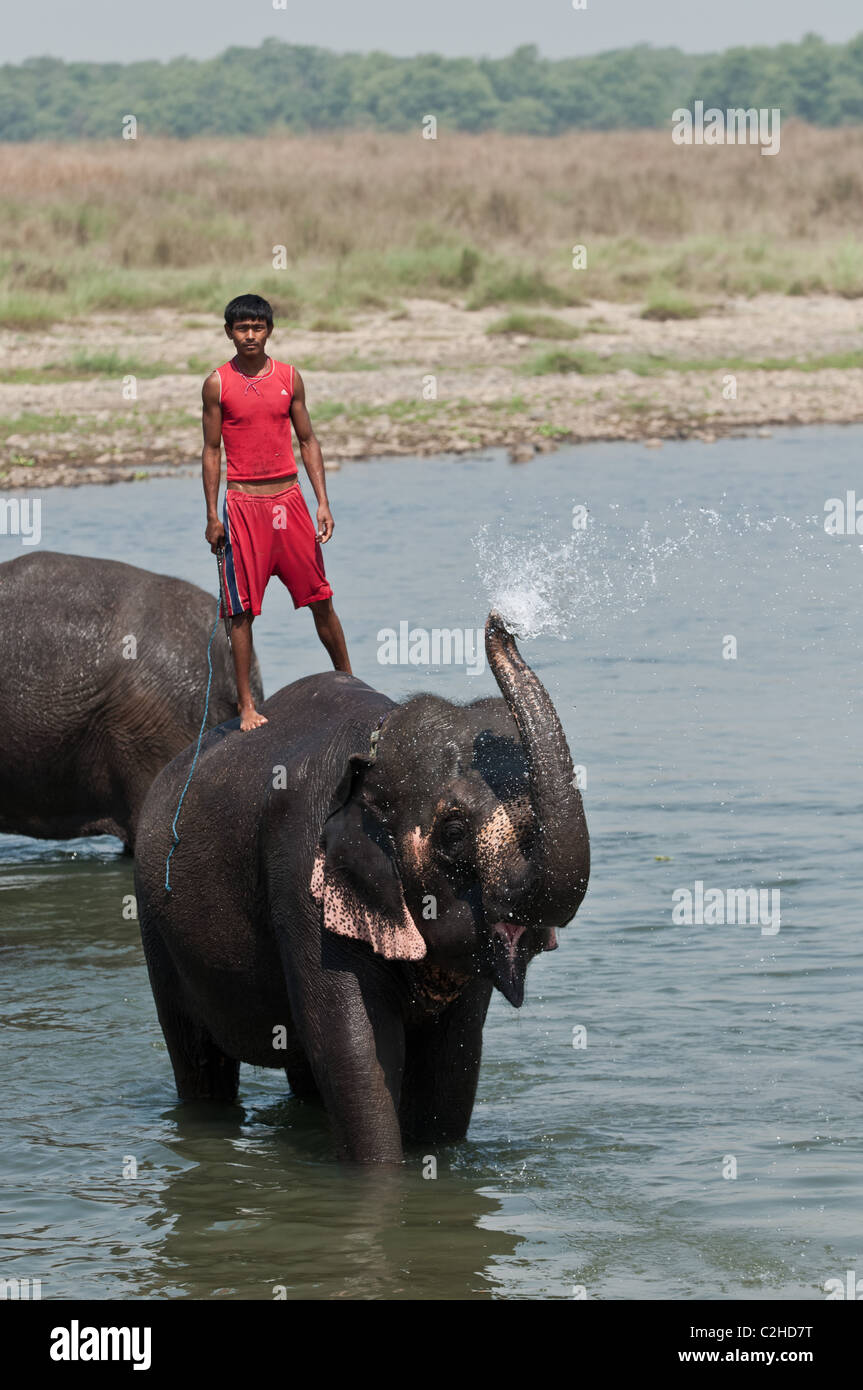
[0,550,263,849]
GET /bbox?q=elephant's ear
[310,755,426,961]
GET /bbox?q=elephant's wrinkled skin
[0,551,262,849]
[134,612,589,1163]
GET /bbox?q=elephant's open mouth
[488,920,558,1008]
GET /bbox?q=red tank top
[216,357,298,482]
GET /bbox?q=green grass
[825,237,863,298]
[322,244,485,302]
[485,394,529,413]
[194,396,446,428]
[0,398,453,446]
[299,353,382,372]
[527,347,863,376]
[486,312,581,339]
[3,346,393,383]
[4,353,188,383]
[308,316,354,332]
[467,268,582,310]
[310,401,347,423]
[0,411,79,439]
[123,409,200,433]
[186,355,219,375]
[370,400,433,421]
[564,234,863,302]
[385,399,443,422]
[640,291,703,320]
[4,230,863,331]
[0,266,308,329]
[0,407,199,440]
[527,349,597,374]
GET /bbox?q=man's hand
[316,503,334,543]
[206,518,225,553]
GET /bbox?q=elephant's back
[0,550,246,736]
[134,670,393,909]
[0,548,215,616]
[0,550,221,689]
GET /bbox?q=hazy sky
[4,0,862,65]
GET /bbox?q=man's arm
[290,369,334,543]
[202,372,224,551]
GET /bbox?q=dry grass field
[2,127,862,485]
[3,125,863,324]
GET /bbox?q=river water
[1,427,860,1300]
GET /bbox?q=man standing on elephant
[203,292,351,731]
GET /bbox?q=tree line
[1,32,862,141]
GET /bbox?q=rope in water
[164,604,220,893]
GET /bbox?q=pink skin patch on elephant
[475,798,534,886]
[310,848,427,961]
[491,921,558,955]
[491,921,526,964]
[401,826,431,871]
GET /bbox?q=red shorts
[221,482,333,617]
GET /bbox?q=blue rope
[164,605,221,892]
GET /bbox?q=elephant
[134,612,589,1164]
[0,550,262,850]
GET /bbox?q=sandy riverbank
[2,294,863,488]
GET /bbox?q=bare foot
[238,704,268,732]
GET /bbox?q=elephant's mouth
[489,920,558,1008]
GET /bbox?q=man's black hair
[224,293,274,329]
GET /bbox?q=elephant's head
[311,612,589,1007]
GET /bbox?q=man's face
[225,318,271,357]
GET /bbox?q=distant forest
[2,32,863,141]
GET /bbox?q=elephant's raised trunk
[485,610,589,926]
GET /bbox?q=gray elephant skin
[0,551,262,850]
[134,612,589,1164]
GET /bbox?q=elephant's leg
[283,1050,320,1102]
[142,928,240,1102]
[121,737,190,850]
[159,1006,240,1102]
[278,931,406,1163]
[399,980,494,1147]
[122,767,161,852]
[299,997,405,1161]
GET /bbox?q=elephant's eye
[438,814,469,857]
